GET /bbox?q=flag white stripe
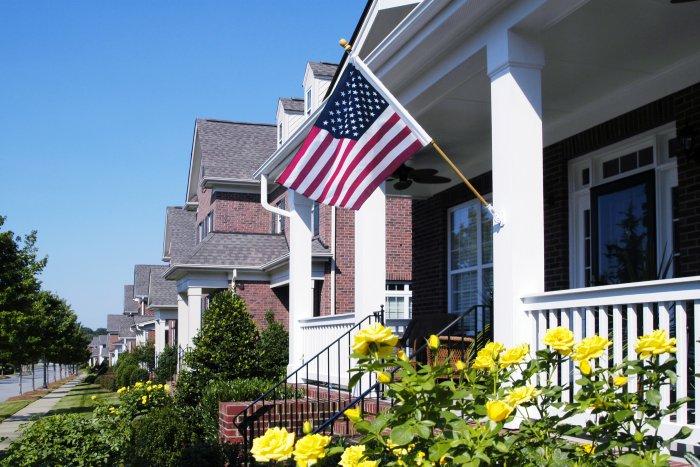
[344,133,419,208]
[295,138,342,194]
[318,108,399,205]
[281,129,328,188]
[331,113,406,205]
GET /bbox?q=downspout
[330,206,336,315]
[260,175,290,218]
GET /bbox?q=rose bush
[250,324,691,466]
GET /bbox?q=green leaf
[414,423,431,439]
[646,389,661,406]
[672,426,692,441]
[613,409,633,422]
[390,423,415,446]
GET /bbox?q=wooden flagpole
[338,39,503,226]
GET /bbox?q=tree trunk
[53,363,57,382]
[31,364,35,391]
[19,367,23,394]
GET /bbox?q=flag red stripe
[302,139,357,198]
[289,132,335,191]
[337,126,411,207]
[327,113,401,206]
[276,126,322,186]
[347,139,423,210]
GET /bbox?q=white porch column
[186,287,203,348]
[354,184,386,323]
[154,318,166,355]
[176,292,189,351]
[288,191,314,370]
[487,30,545,347]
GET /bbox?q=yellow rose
[486,400,513,422]
[397,349,408,362]
[500,344,529,368]
[90,395,97,401]
[251,427,295,462]
[415,451,426,463]
[344,407,362,423]
[163,384,170,392]
[544,327,574,355]
[505,385,540,406]
[483,342,505,359]
[293,433,331,466]
[303,420,313,434]
[339,445,366,467]
[472,352,495,371]
[117,387,126,394]
[427,335,440,350]
[573,335,610,363]
[357,461,378,467]
[134,382,143,388]
[376,371,392,384]
[352,323,398,357]
[581,443,595,454]
[141,395,148,405]
[454,360,466,371]
[635,329,676,359]
[613,375,628,387]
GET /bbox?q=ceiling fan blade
[393,179,413,191]
[671,0,699,3]
[407,168,439,178]
[391,164,411,179]
[412,175,452,184]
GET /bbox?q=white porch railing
[299,313,357,387]
[522,276,700,445]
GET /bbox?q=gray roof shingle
[196,119,276,181]
[182,233,289,267]
[123,285,137,314]
[148,265,177,308]
[309,62,338,79]
[280,98,304,113]
[165,207,197,264]
[107,314,136,337]
[134,265,161,297]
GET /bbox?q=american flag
[276,57,430,210]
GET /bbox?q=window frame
[446,197,493,316]
[568,123,678,288]
[385,282,412,320]
[305,87,312,115]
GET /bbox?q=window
[278,121,283,144]
[313,280,322,317]
[569,124,678,287]
[197,222,204,243]
[311,202,320,236]
[448,200,493,315]
[385,283,412,320]
[272,199,285,234]
[305,87,312,115]
[206,211,214,236]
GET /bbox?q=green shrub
[0,413,129,466]
[128,405,225,466]
[155,345,177,383]
[84,373,97,384]
[181,291,260,404]
[132,342,156,372]
[95,371,116,391]
[258,310,288,379]
[116,364,137,389]
[129,367,149,385]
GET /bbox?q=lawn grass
[0,400,32,421]
[48,383,119,417]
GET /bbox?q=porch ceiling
[386,0,700,199]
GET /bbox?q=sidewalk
[0,375,82,452]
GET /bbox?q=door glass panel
[592,171,655,284]
[450,206,478,270]
[481,206,493,264]
[451,271,477,313]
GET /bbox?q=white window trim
[447,198,493,315]
[568,122,678,288]
[305,87,312,115]
[385,283,412,319]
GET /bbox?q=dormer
[276,98,304,147]
[303,62,338,117]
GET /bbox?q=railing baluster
[627,304,639,393]
[572,308,584,396]
[612,305,623,366]
[598,306,609,370]
[658,301,671,414]
[642,302,654,334]
[694,300,700,425]
[676,300,688,424]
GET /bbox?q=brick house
[247,0,700,445]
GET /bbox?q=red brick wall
[386,196,413,282]
[234,281,289,329]
[213,192,273,234]
[195,185,213,225]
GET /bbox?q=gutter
[200,177,260,190]
[163,263,262,280]
[260,249,333,272]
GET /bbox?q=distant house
[87,334,108,366]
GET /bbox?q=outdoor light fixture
[669,126,697,159]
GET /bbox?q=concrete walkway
[0,375,82,452]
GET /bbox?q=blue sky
[0,1,365,329]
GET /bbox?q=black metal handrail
[234,308,386,461]
[313,304,492,434]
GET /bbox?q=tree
[0,215,47,392]
[257,310,288,379]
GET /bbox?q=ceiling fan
[389,164,451,191]
[670,0,699,3]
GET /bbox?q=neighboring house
[163,118,293,352]
[123,285,138,315]
[248,0,700,444]
[88,335,108,366]
[107,314,137,362]
[145,264,178,357]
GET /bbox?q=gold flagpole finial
[339,38,352,53]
